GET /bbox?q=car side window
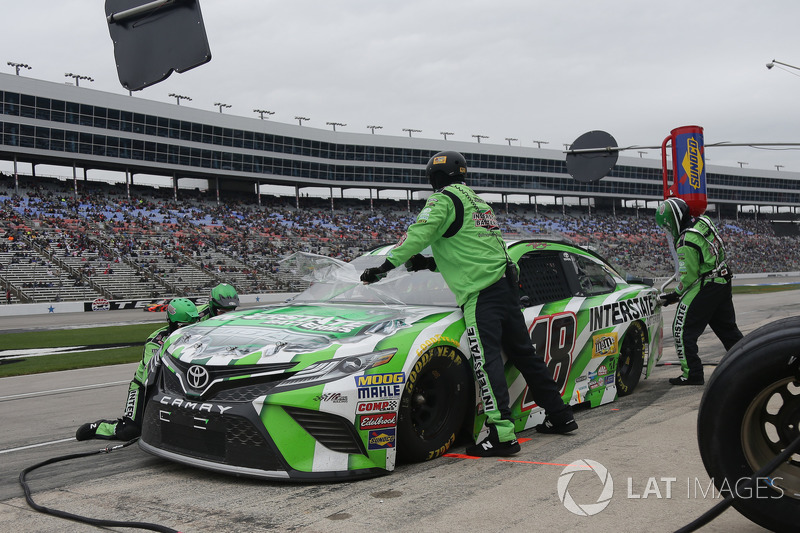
[517,251,573,306]
[570,254,617,296]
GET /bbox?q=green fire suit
[383,183,566,443]
[671,215,743,379]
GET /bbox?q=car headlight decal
[272,349,397,392]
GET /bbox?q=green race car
[139,239,663,480]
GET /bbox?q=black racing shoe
[465,426,521,457]
[669,375,705,386]
[76,419,119,441]
[75,417,141,441]
[535,408,578,434]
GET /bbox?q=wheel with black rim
[397,345,472,463]
[616,320,646,397]
[697,316,800,533]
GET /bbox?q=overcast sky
[3,0,800,177]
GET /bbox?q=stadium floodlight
[472,134,489,143]
[254,109,275,119]
[326,122,346,132]
[532,140,549,148]
[766,59,800,72]
[214,102,232,113]
[505,137,518,146]
[295,116,310,125]
[7,62,31,75]
[775,165,784,171]
[169,93,192,105]
[65,73,94,86]
[440,131,454,140]
[367,125,383,134]
[737,162,749,168]
[403,128,421,137]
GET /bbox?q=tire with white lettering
[696,316,800,533]
[615,320,646,396]
[397,345,472,463]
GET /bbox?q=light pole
[505,137,518,146]
[214,102,231,113]
[402,128,421,137]
[775,164,784,171]
[7,62,31,75]
[326,121,346,132]
[737,161,748,168]
[367,125,383,134]
[253,109,275,119]
[169,93,191,105]
[766,59,800,73]
[638,151,647,158]
[295,116,310,125]
[472,134,488,143]
[441,131,454,140]
[532,140,549,148]
[65,72,94,86]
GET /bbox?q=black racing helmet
[425,151,467,190]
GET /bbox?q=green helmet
[655,197,690,241]
[210,283,239,311]
[166,298,200,326]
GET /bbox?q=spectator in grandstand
[198,282,240,319]
[76,298,200,441]
[655,198,743,386]
[360,151,576,457]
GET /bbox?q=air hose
[18,437,181,533]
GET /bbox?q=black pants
[463,277,565,440]
[677,281,743,378]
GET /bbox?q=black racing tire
[697,316,800,533]
[615,320,646,397]
[397,345,472,463]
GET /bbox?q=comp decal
[356,400,398,414]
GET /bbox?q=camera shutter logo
[187,365,210,389]
[557,459,614,516]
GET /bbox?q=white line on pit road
[0,380,129,402]
[0,437,76,455]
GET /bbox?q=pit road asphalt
[1,283,796,532]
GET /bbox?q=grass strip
[1,323,157,350]
[0,346,143,378]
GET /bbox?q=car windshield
[281,252,457,307]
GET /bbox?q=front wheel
[397,345,472,463]
[697,316,800,533]
[616,320,646,396]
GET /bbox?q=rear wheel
[397,345,472,463]
[616,320,646,396]
[697,316,800,533]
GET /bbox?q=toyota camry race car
[139,239,663,480]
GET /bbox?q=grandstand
[0,72,799,304]
[1,170,798,304]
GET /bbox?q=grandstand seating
[1,171,798,304]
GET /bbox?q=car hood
[162,302,456,368]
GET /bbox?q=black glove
[405,254,436,272]
[360,260,395,284]
[659,292,680,306]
